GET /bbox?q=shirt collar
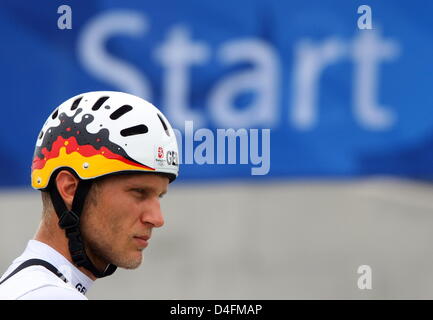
[15,240,94,295]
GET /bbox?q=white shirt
[0,240,93,300]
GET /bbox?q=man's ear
[55,170,79,211]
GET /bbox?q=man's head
[32,91,179,278]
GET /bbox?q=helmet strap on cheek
[49,179,117,278]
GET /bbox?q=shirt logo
[76,283,87,294]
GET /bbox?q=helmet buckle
[58,210,80,230]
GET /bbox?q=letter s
[77,10,152,99]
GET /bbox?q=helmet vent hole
[51,109,59,120]
[39,131,44,140]
[92,96,109,111]
[110,105,132,120]
[71,97,83,111]
[157,113,170,136]
[120,124,148,137]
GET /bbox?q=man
[0,91,179,299]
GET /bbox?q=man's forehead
[111,172,169,188]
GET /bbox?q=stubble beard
[79,185,144,270]
[81,223,143,270]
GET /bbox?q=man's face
[80,173,169,270]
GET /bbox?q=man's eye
[132,189,146,195]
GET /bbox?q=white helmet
[32,91,179,189]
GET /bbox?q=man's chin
[116,254,143,269]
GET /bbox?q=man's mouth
[133,235,150,248]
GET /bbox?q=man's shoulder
[0,265,86,300]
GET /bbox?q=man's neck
[34,219,98,281]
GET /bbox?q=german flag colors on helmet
[31,91,179,189]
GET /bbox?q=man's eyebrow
[129,184,167,195]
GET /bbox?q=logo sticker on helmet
[158,147,164,159]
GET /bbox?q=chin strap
[49,179,117,278]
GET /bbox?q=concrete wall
[1,178,433,299]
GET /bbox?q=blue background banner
[1,0,433,187]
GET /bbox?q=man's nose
[141,199,164,228]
